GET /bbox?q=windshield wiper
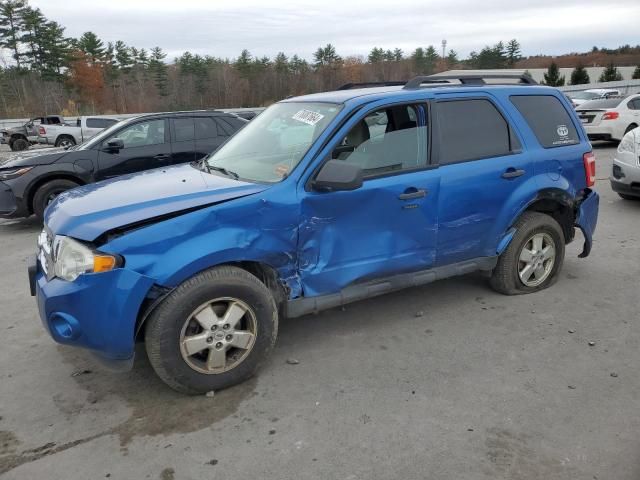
[208,165,239,180]
[200,157,211,174]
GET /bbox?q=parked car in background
[37,115,125,148]
[610,126,640,200]
[0,110,246,219]
[577,94,640,142]
[568,89,622,107]
[1,115,65,151]
[28,72,599,394]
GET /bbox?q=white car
[568,88,621,107]
[37,115,124,148]
[610,127,640,200]
[577,94,640,142]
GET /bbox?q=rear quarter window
[511,95,579,148]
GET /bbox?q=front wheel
[10,138,29,151]
[490,212,565,295]
[145,266,278,394]
[32,179,79,221]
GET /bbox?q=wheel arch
[26,173,85,214]
[134,260,288,342]
[518,188,576,244]
[55,134,77,146]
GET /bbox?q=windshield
[206,102,342,183]
[77,117,133,150]
[569,91,601,100]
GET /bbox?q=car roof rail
[403,70,538,89]
[337,81,406,90]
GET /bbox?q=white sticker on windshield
[292,109,325,126]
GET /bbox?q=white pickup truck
[37,115,124,148]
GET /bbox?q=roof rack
[337,81,406,90]
[403,70,537,89]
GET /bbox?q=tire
[145,266,278,395]
[490,212,565,295]
[619,193,640,201]
[32,179,79,220]
[10,138,29,151]
[55,135,76,148]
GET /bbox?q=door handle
[501,168,526,179]
[154,154,170,160]
[398,189,427,200]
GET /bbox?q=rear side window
[511,95,579,148]
[173,118,195,142]
[194,117,222,139]
[436,99,515,164]
[86,118,118,128]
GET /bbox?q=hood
[45,163,270,241]
[0,147,69,168]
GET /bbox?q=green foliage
[446,50,458,65]
[543,62,565,86]
[77,31,104,63]
[570,65,590,85]
[148,46,168,96]
[0,0,27,67]
[411,45,439,74]
[313,43,341,67]
[506,39,521,66]
[468,42,507,69]
[599,63,622,82]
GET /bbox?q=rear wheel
[490,212,565,295]
[32,179,80,220]
[10,137,29,151]
[145,266,278,394]
[55,135,76,148]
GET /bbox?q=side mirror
[103,138,124,152]
[312,160,363,192]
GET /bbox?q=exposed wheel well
[523,199,574,243]
[27,174,85,214]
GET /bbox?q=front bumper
[610,157,640,197]
[575,189,599,258]
[30,257,155,366]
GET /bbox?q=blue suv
[29,72,599,394]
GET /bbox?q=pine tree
[313,44,341,68]
[114,40,133,73]
[506,39,521,67]
[543,62,565,86]
[599,63,622,82]
[446,50,459,66]
[0,0,27,68]
[274,52,289,74]
[633,65,640,80]
[77,31,105,64]
[20,6,47,69]
[234,49,253,78]
[570,65,590,85]
[368,47,384,63]
[393,48,403,62]
[148,46,168,96]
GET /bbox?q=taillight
[583,151,596,187]
[38,126,46,135]
[602,111,619,120]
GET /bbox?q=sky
[29,0,640,62]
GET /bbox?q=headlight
[617,133,636,155]
[53,236,120,281]
[0,166,33,180]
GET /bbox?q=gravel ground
[0,143,639,480]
